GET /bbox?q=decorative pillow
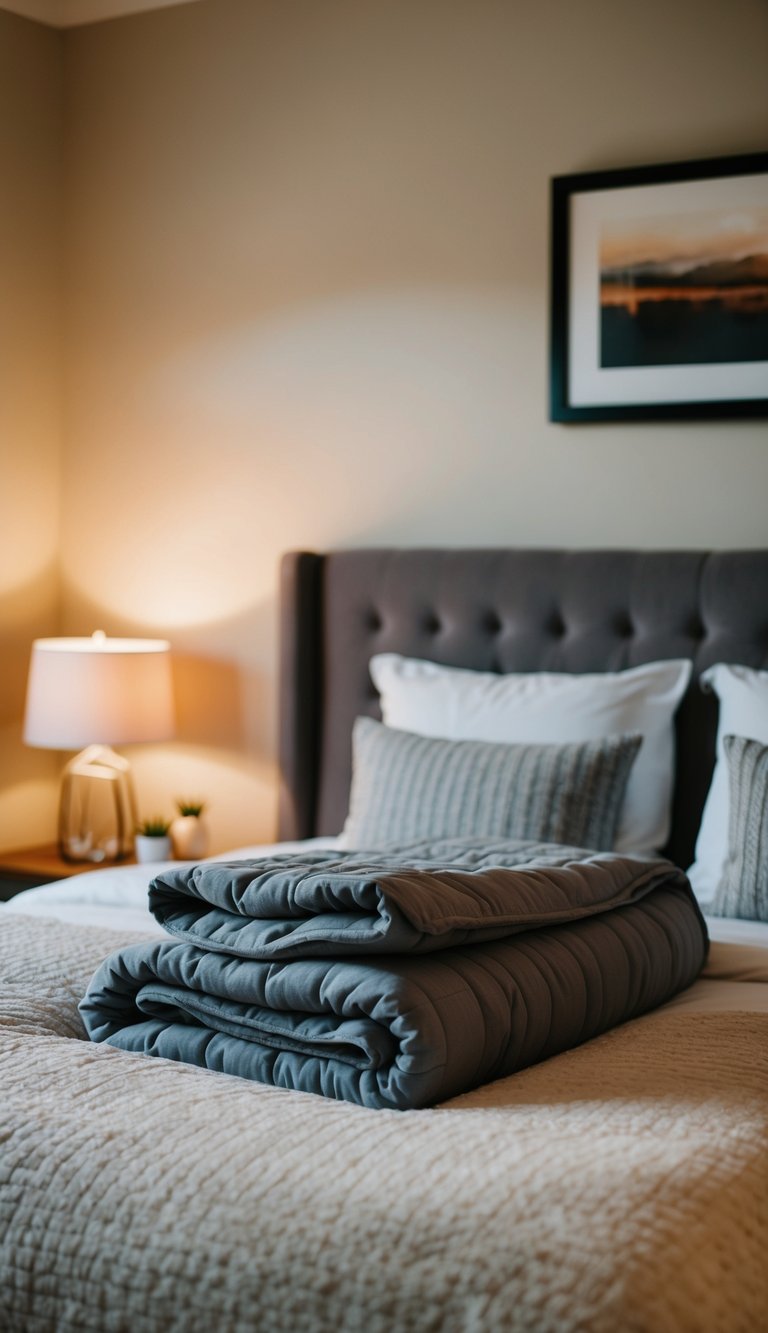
[709,736,768,922]
[341,717,641,852]
[369,654,692,856]
[688,665,768,907]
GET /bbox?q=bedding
[1,838,340,934]
[369,653,691,855]
[79,838,706,1111]
[4,545,768,1330]
[4,851,766,954]
[709,734,768,921]
[689,663,768,905]
[340,719,640,849]
[1,908,766,1332]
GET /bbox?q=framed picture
[549,151,768,421]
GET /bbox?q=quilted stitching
[0,914,766,1331]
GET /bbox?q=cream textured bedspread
[1,913,766,1333]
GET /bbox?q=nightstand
[0,844,137,901]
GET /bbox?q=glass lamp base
[58,744,138,863]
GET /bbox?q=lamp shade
[24,633,174,750]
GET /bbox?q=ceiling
[1,0,201,26]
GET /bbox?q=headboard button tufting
[280,546,768,870]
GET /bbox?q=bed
[1,547,767,1331]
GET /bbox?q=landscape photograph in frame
[550,152,768,421]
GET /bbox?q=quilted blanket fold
[80,838,707,1110]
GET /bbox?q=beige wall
[3,0,768,852]
[0,11,62,850]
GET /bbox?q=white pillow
[369,654,692,856]
[688,664,768,908]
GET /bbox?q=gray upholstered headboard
[278,548,768,868]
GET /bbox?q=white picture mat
[568,172,768,407]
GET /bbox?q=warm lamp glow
[24,632,174,750]
[23,633,174,862]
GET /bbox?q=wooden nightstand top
[0,843,137,881]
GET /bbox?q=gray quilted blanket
[80,838,707,1110]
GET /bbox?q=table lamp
[23,632,174,863]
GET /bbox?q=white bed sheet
[0,838,341,935]
[3,840,768,1005]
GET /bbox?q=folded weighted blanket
[80,838,707,1110]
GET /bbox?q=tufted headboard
[278,548,768,868]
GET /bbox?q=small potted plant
[135,816,173,864]
[170,799,209,860]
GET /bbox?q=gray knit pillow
[710,735,768,921]
[341,718,641,852]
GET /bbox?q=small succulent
[175,799,206,818]
[136,816,171,838]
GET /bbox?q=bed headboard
[278,548,768,868]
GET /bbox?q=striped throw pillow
[341,718,641,852]
[710,735,768,921]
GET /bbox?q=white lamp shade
[24,635,174,750]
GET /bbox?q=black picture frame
[549,151,768,422]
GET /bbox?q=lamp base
[58,744,138,863]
